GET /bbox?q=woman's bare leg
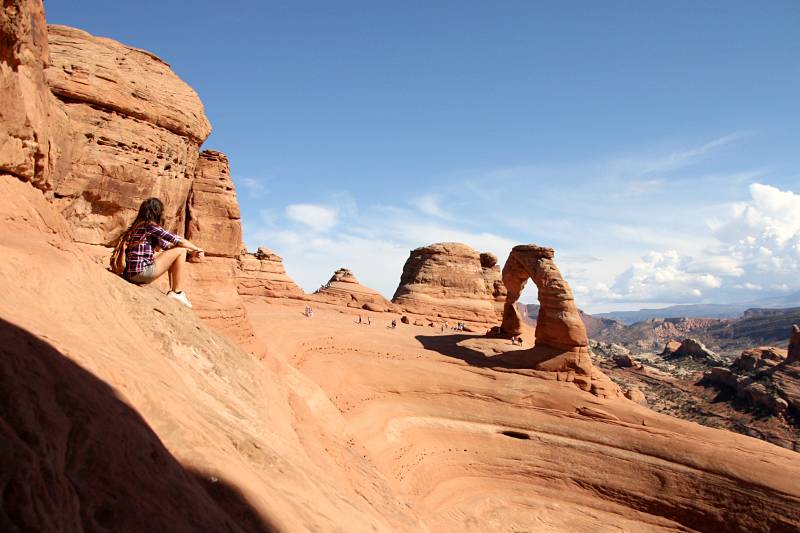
[152,247,187,292]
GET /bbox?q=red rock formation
[663,338,723,365]
[0,0,71,190]
[45,24,211,245]
[733,346,787,372]
[236,247,306,300]
[788,324,800,364]
[28,24,256,354]
[660,340,682,356]
[314,268,393,311]
[497,245,599,391]
[186,150,243,257]
[392,242,505,323]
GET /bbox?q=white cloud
[413,194,449,219]
[285,204,338,232]
[605,250,722,303]
[714,183,800,285]
[605,132,745,179]
[234,176,269,198]
[591,183,800,306]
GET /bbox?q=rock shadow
[0,317,276,532]
[415,333,558,370]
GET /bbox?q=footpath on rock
[2,3,800,531]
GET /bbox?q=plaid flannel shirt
[123,222,182,278]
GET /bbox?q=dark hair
[130,197,165,230]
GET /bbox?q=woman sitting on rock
[122,197,204,308]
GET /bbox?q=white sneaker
[167,290,192,309]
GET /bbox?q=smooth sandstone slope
[0,174,424,532]
[247,298,800,533]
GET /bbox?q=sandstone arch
[497,245,594,388]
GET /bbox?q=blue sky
[46,1,800,312]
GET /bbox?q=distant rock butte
[392,242,506,323]
[314,268,393,311]
[236,247,305,300]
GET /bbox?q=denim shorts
[128,263,158,284]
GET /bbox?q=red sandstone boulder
[661,340,683,356]
[663,338,723,365]
[733,347,787,372]
[702,367,739,389]
[625,387,648,406]
[392,242,506,323]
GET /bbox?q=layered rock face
[236,247,306,300]
[45,24,211,245]
[498,245,596,390]
[1,21,259,354]
[0,0,71,190]
[314,268,393,311]
[186,150,243,257]
[392,243,505,323]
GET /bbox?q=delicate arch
[497,245,593,387]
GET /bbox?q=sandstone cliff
[392,242,505,323]
[19,22,262,353]
[0,0,71,190]
[45,24,211,245]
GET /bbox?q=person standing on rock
[121,198,204,308]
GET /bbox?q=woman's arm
[178,238,204,256]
